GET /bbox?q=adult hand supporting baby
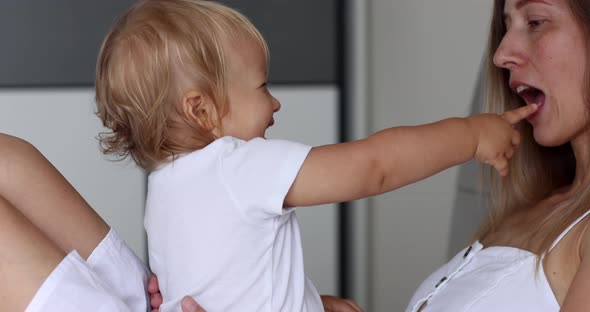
[320,295,363,312]
[149,275,205,312]
[149,274,362,312]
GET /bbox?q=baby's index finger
[502,104,538,124]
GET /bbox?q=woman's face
[494,0,588,147]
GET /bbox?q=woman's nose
[493,31,527,70]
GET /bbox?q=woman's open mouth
[513,83,546,122]
[516,85,545,106]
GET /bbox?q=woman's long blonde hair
[475,0,590,257]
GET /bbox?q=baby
[95,0,536,310]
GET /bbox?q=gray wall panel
[0,1,136,86]
[220,0,338,84]
[0,0,338,86]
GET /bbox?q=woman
[0,133,201,311]
[407,0,590,310]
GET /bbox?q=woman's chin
[533,130,568,148]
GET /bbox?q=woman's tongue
[520,88,546,122]
[520,88,546,107]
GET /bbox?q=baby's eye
[259,82,270,93]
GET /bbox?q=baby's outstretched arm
[285,104,537,208]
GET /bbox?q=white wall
[0,85,339,295]
[368,1,493,311]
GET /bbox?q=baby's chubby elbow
[361,130,410,196]
[371,167,388,196]
[360,135,391,197]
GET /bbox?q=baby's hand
[467,104,538,176]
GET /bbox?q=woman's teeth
[516,85,530,94]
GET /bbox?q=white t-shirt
[145,136,323,312]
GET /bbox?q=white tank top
[406,209,590,312]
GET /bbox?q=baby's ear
[181,91,219,132]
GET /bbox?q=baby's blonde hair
[96,0,268,170]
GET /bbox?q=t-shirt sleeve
[220,137,312,221]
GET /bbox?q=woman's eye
[528,19,545,28]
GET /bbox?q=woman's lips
[526,99,545,123]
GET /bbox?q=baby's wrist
[463,116,481,159]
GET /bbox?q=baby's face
[220,38,280,140]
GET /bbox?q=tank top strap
[548,209,590,253]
